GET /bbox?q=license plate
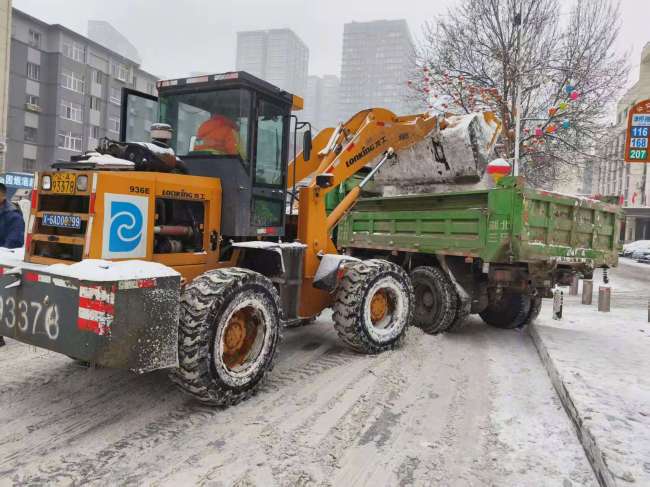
[51,173,76,194]
[42,213,82,229]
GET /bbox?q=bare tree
[411,0,628,189]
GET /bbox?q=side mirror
[303,130,312,161]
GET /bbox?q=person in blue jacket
[0,182,24,249]
[0,182,25,348]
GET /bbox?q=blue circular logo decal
[108,201,143,253]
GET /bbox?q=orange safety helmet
[194,115,240,154]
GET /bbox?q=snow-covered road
[0,310,598,485]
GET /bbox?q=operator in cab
[0,182,24,249]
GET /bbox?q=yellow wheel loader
[0,71,499,406]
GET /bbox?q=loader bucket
[374,112,501,191]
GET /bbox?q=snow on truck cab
[0,70,506,406]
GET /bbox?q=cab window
[254,100,285,187]
[159,89,251,160]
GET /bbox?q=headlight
[42,175,51,190]
[76,175,88,191]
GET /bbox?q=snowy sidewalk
[530,276,650,487]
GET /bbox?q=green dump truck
[337,176,622,332]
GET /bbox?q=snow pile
[78,152,135,169]
[374,112,499,194]
[0,247,178,282]
[46,259,179,281]
[0,246,25,261]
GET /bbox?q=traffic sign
[625,99,650,163]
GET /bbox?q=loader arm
[293,107,440,316]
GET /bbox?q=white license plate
[42,214,82,229]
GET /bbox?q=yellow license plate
[51,173,76,194]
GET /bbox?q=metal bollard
[569,275,579,296]
[553,287,563,320]
[581,279,593,305]
[598,286,611,312]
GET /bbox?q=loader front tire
[410,266,458,334]
[333,259,413,354]
[479,291,532,329]
[172,268,281,406]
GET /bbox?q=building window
[111,62,131,83]
[61,100,83,122]
[61,69,85,93]
[109,86,121,105]
[25,94,40,109]
[92,69,103,85]
[24,126,38,143]
[57,131,83,151]
[28,30,41,48]
[23,158,36,172]
[109,117,120,134]
[89,96,100,110]
[26,62,40,81]
[62,41,85,63]
[90,125,100,139]
[146,81,156,95]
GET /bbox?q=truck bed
[337,177,621,267]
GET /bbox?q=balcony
[25,103,41,113]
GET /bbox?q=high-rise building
[303,74,340,131]
[593,42,650,241]
[5,8,158,173]
[339,20,415,121]
[236,28,308,98]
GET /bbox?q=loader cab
[122,71,301,238]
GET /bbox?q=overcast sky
[12,0,650,85]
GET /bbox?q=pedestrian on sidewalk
[0,183,25,249]
[0,182,25,347]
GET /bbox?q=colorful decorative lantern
[534,127,543,137]
[545,124,557,134]
[570,91,580,101]
[565,84,575,94]
[561,119,570,129]
[548,107,557,117]
[559,101,568,111]
[486,158,512,183]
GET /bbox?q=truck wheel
[172,268,281,406]
[525,295,542,324]
[333,259,413,354]
[479,291,532,329]
[410,266,458,334]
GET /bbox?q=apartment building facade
[236,28,308,98]
[6,9,157,173]
[339,20,416,122]
[592,42,650,241]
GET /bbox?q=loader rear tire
[171,268,281,406]
[479,291,532,329]
[333,259,413,354]
[410,266,458,334]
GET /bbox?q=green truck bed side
[337,177,621,267]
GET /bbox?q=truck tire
[171,268,281,406]
[445,300,471,332]
[333,259,413,354]
[525,295,542,324]
[479,291,532,329]
[410,266,458,334]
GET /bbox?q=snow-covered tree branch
[410,0,629,188]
